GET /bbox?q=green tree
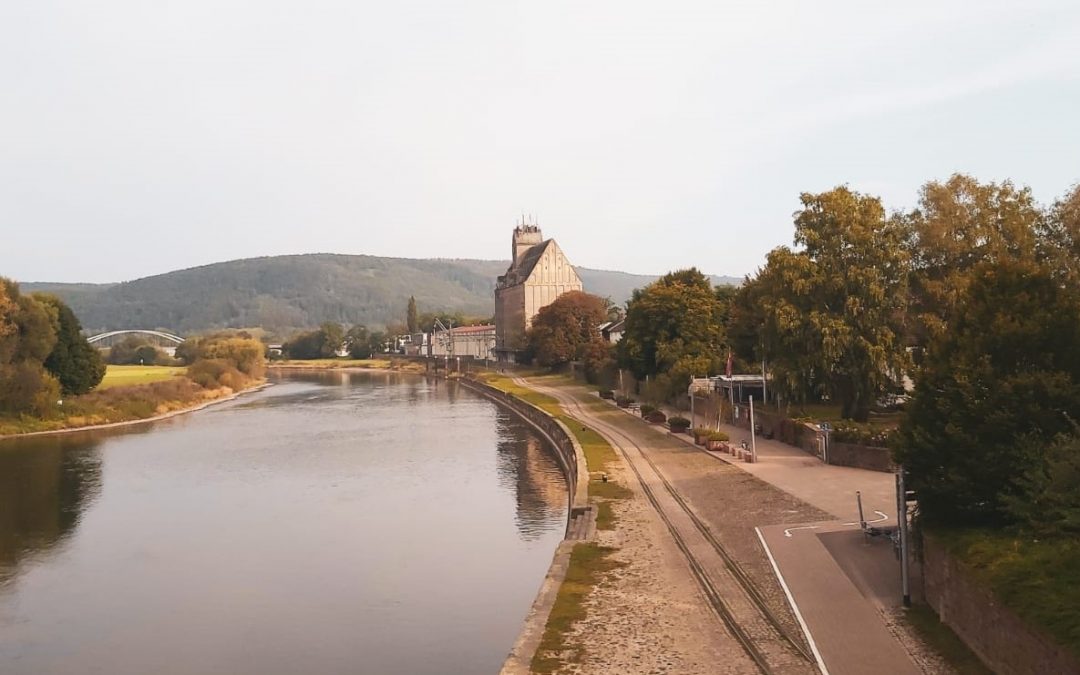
[283,323,345,359]
[753,188,910,420]
[525,291,609,369]
[1005,431,1080,536]
[35,294,105,395]
[617,268,726,389]
[107,336,159,365]
[893,260,1080,527]
[345,325,373,359]
[406,296,419,334]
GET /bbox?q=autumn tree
[893,260,1080,527]
[618,268,726,398]
[526,291,609,370]
[0,278,61,415]
[906,174,1042,347]
[752,188,910,420]
[1039,183,1080,285]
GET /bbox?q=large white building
[494,223,583,363]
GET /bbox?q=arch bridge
[87,330,185,356]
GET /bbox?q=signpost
[819,421,832,464]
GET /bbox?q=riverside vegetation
[516,175,1080,665]
[0,277,267,436]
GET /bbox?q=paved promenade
[520,377,926,675]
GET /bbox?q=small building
[431,324,496,360]
[599,319,625,344]
[714,374,766,404]
[494,222,583,363]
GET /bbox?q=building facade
[494,224,583,363]
[430,324,496,360]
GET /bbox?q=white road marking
[756,527,831,675]
[784,525,820,537]
[843,510,889,526]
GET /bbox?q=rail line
[515,378,819,675]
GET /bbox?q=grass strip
[902,604,992,674]
[531,543,622,674]
[97,365,186,389]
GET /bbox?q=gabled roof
[497,239,552,288]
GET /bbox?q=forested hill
[23,254,739,336]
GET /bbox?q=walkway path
[517,376,925,675]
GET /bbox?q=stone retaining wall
[457,377,593,675]
[826,441,895,472]
[923,535,1080,675]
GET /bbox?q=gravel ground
[560,450,760,675]
[588,405,830,655]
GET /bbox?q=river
[0,371,568,674]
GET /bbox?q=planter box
[706,439,723,451]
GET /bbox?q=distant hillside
[23,254,739,337]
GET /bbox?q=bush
[187,358,247,390]
[598,390,615,400]
[668,416,690,431]
[639,404,656,416]
[0,361,60,416]
[708,430,729,442]
[832,420,894,446]
[645,410,666,424]
[616,395,634,408]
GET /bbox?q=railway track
[515,377,821,675]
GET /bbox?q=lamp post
[749,394,757,463]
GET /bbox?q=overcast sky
[3,1,1079,283]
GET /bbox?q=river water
[0,371,568,675]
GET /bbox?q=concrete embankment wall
[457,378,592,675]
[922,535,1080,675]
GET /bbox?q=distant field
[98,365,186,390]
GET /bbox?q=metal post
[690,388,695,430]
[762,358,767,407]
[856,490,866,530]
[749,395,757,463]
[729,384,736,424]
[897,470,911,607]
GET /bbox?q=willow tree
[756,188,910,421]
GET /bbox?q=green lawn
[97,365,186,390]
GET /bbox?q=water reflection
[0,372,567,675]
[0,435,103,586]
[494,409,568,541]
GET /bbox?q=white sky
[3,0,1079,283]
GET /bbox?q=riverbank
[0,379,268,440]
[269,358,427,373]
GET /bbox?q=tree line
[523,174,1080,532]
[1,278,106,415]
